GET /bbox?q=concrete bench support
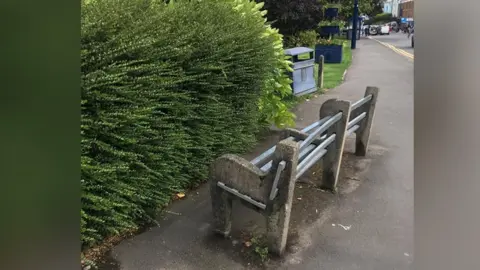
[319,99,352,192]
[265,139,299,255]
[352,86,379,156]
[209,133,300,255]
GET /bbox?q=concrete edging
[342,69,348,81]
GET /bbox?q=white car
[380,25,390,35]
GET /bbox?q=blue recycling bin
[315,44,343,64]
[324,8,339,19]
[284,47,317,96]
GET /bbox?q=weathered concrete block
[319,99,352,192]
[209,155,267,237]
[209,179,233,237]
[209,137,300,257]
[265,139,299,256]
[210,154,268,203]
[355,86,379,156]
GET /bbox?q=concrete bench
[209,86,379,255]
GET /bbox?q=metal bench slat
[351,94,372,110]
[217,182,266,210]
[299,112,342,151]
[260,137,319,172]
[296,149,328,180]
[347,112,366,129]
[346,124,360,136]
[269,161,286,200]
[298,143,317,163]
[301,116,331,133]
[296,134,336,174]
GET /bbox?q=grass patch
[316,41,352,90]
[294,41,352,91]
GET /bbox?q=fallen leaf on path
[176,193,185,199]
[244,241,252,247]
[297,197,302,200]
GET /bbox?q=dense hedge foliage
[285,30,319,48]
[235,0,296,127]
[81,0,286,248]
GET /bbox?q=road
[368,32,414,60]
[103,38,413,270]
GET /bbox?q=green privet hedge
[230,0,295,127]
[81,0,282,248]
[81,0,296,248]
[285,30,319,48]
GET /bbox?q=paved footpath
[101,38,413,270]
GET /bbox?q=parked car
[379,25,390,35]
[388,21,399,32]
[369,25,379,35]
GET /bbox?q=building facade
[383,1,392,14]
[383,0,400,17]
[399,0,414,19]
[391,0,400,17]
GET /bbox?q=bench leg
[355,86,379,156]
[319,99,351,192]
[265,139,298,256]
[210,182,233,237]
[266,201,293,256]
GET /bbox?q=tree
[318,0,383,20]
[258,0,324,37]
[338,0,374,19]
[370,0,385,16]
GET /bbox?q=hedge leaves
[81,0,279,248]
